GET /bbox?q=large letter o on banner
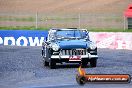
[16,36,28,46]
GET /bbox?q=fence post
[78,13,81,29]
[35,12,38,29]
[124,16,126,31]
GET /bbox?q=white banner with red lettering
[89,32,132,50]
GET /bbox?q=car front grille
[60,49,87,55]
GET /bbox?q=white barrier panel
[89,32,132,50]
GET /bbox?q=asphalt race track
[0,46,132,88]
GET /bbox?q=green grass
[0,16,78,22]
[0,26,48,30]
[87,28,132,32]
[0,26,132,32]
[104,17,123,22]
[0,17,35,22]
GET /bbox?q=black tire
[90,58,97,67]
[128,74,131,83]
[44,60,49,66]
[81,61,88,68]
[50,59,56,69]
[76,75,86,85]
[42,50,43,56]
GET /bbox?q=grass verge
[87,28,132,32]
[0,26,132,32]
[0,26,48,30]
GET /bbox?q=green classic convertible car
[42,28,98,69]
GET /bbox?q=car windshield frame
[54,29,88,40]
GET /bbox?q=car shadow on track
[55,64,91,69]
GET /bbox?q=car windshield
[55,30,88,39]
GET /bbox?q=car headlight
[52,44,60,51]
[89,43,97,50]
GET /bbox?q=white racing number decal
[69,56,81,61]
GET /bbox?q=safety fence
[0,13,130,30]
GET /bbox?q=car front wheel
[50,59,56,69]
[90,58,97,67]
[81,61,88,68]
[44,60,49,66]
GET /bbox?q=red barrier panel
[89,32,132,50]
[124,4,132,17]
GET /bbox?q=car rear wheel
[90,58,97,67]
[50,59,56,69]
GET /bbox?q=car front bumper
[51,53,98,59]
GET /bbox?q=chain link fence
[0,13,130,30]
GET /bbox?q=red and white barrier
[89,32,132,50]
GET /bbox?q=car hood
[56,39,90,49]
